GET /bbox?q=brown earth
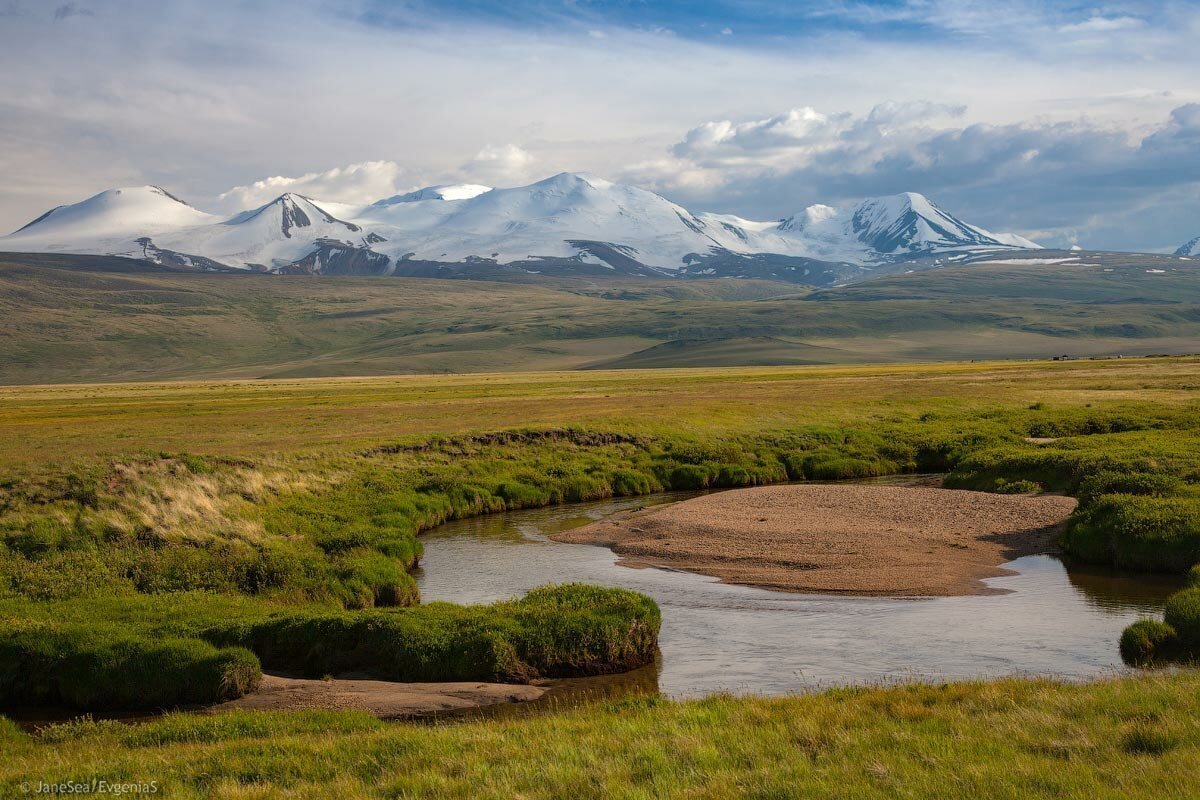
[212,675,545,719]
[552,484,1077,597]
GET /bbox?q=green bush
[1119,619,1178,665]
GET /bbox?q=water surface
[415,491,1181,698]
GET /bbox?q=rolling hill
[1,250,1197,384]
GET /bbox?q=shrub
[1119,619,1178,665]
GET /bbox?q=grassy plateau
[3,254,1200,383]
[4,355,1200,795]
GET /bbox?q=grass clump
[0,621,260,709]
[1064,495,1200,572]
[1119,620,1178,665]
[204,584,660,683]
[0,584,658,708]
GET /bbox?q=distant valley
[1,248,1197,384]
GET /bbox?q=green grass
[3,359,1200,697]
[4,358,1200,788]
[0,584,658,708]
[4,672,1200,798]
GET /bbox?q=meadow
[3,255,1199,383]
[4,357,1200,793]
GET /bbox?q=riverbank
[553,484,1078,596]
[212,674,545,718]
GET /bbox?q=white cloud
[459,144,536,183]
[1059,15,1145,34]
[634,102,1200,251]
[214,161,410,212]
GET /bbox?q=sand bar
[553,484,1077,596]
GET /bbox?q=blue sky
[0,0,1197,250]
[357,0,945,39]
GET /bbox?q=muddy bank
[552,485,1077,597]
[212,675,545,719]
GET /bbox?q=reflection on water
[416,492,1182,699]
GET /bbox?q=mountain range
[0,173,1054,285]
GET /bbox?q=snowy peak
[374,184,492,205]
[226,193,360,238]
[1176,236,1200,257]
[7,185,215,241]
[775,192,1038,259]
[849,192,1006,253]
[0,176,1043,277]
[777,204,839,233]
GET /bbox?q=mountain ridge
[0,173,1042,285]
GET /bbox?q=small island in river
[553,484,1078,597]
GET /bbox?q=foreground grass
[4,673,1200,798]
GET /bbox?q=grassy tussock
[205,584,661,683]
[0,620,260,709]
[0,585,659,709]
[4,673,1200,798]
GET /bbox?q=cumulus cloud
[214,161,411,212]
[633,102,1200,250]
[459,144,536,184]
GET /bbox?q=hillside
[1,251,1198,384]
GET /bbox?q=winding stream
[415,488,1182,699]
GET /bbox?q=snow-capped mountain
[4,186,217,251]
[1177,236,1200,257]
[0,174,1042,283]
[373,184,492,205]
[774,192,1037,259]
